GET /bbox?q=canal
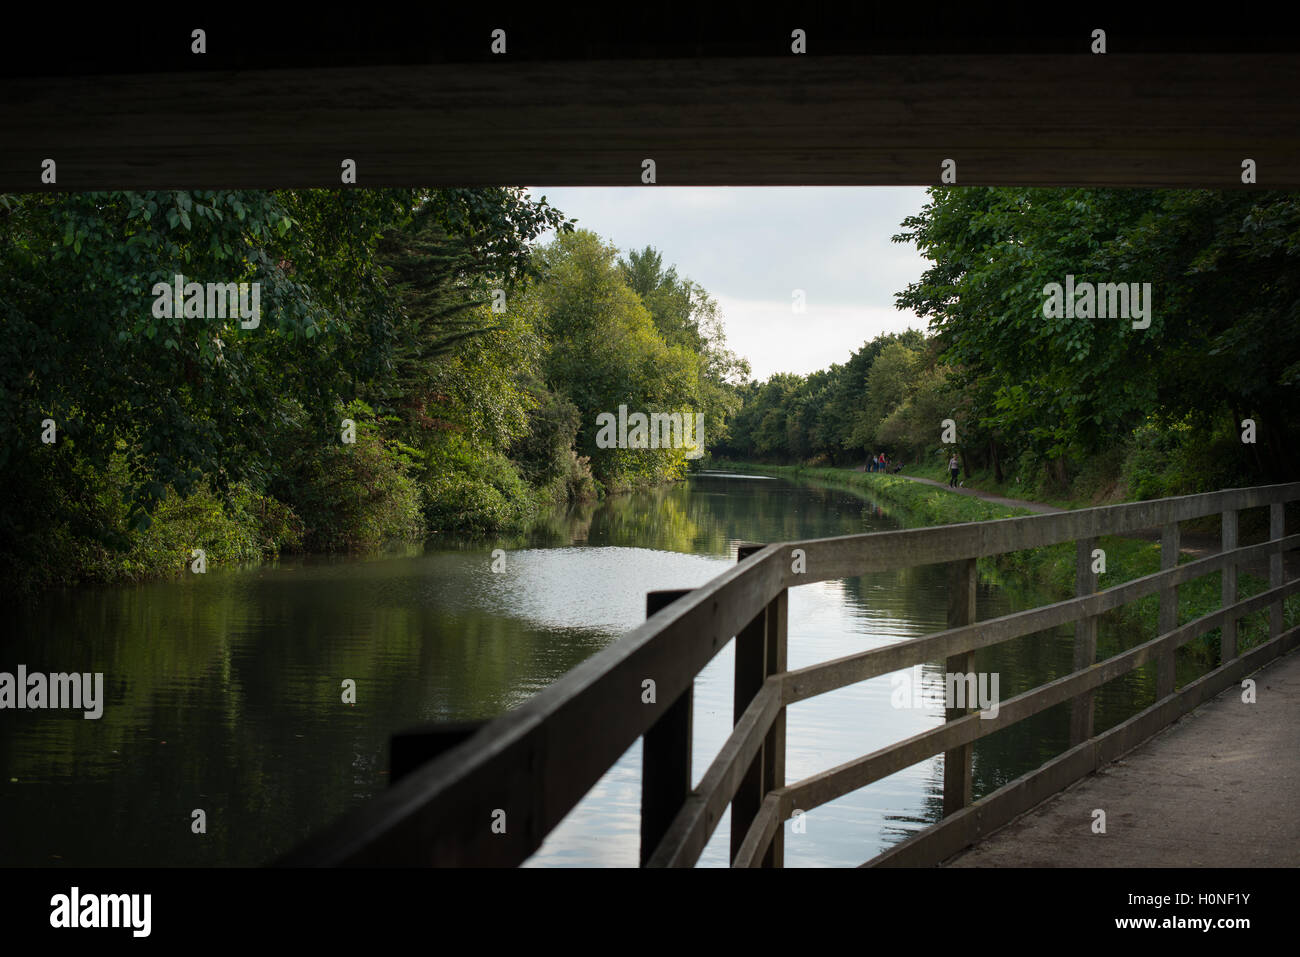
[0,470,1154,867]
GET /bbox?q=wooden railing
[279,482,1300,867]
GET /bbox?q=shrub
[272,401,424,551]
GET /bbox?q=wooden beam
[1157,522,1180,698]
[641,590,694,866]
[730,544,787,866]
[1272,503,1286,639]
[3,55,1300,190]
[943,558,977,816]
[1069,538,1098,747]
[1222,509,1239,661]
[733,794,782,869]
[761,587,788,867]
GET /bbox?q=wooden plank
[1222,509,1239,661]
[867,622,1300,867]
[782,533,1300,704]
[1069,538,1098,746]
[943,558,977,816]
[645,680,781,867]
[5,54,1300,189]
[1158,522,1180,697]
[1271,503,1286,639]
[641,590,694,866]
[777,578,1300,815]
[733,794,782,869]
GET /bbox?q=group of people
[867,452,897,473]
[864,450,961,485]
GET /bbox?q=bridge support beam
[1069,538,1099,747]
[944,558,977,816]
[732,544,787,867]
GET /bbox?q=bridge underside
[944,647,1300,867]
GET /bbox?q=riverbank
[708,461,1032,525]
[709,460,1299,663]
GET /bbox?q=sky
[523,186,934,381]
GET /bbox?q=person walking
[948,452,960,488]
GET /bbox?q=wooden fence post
[640,589,694,866]
[1069,537,1099,746]
[1157,523,1180,698]
[1222,509,1238,661]
[762,585,788,867]
[943,557,977,816]
[1270,503,1285,639]
[732,544,787,866]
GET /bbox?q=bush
[1121,420,1252,500]
[424,433,538,535]
[272,402,424,551]
[0,441,306,591]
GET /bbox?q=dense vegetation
[716,188,1300,505]
[0,190,745,591]
[5,185,1293,592]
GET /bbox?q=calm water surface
[1,472,1155,867]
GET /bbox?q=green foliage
[893,187,1300,482]
[526,230,702,490]
[270,401,423,552]
[717,330,930,464]
[0,187,583,590]
[0,441,302,592]
[1121,419,1254,500]
[423,433,537,536]
[722,188,1299,501]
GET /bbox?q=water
[0,471,1154,867]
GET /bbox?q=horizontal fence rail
[279,482,1300,867]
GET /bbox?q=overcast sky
[523,187,934,381]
